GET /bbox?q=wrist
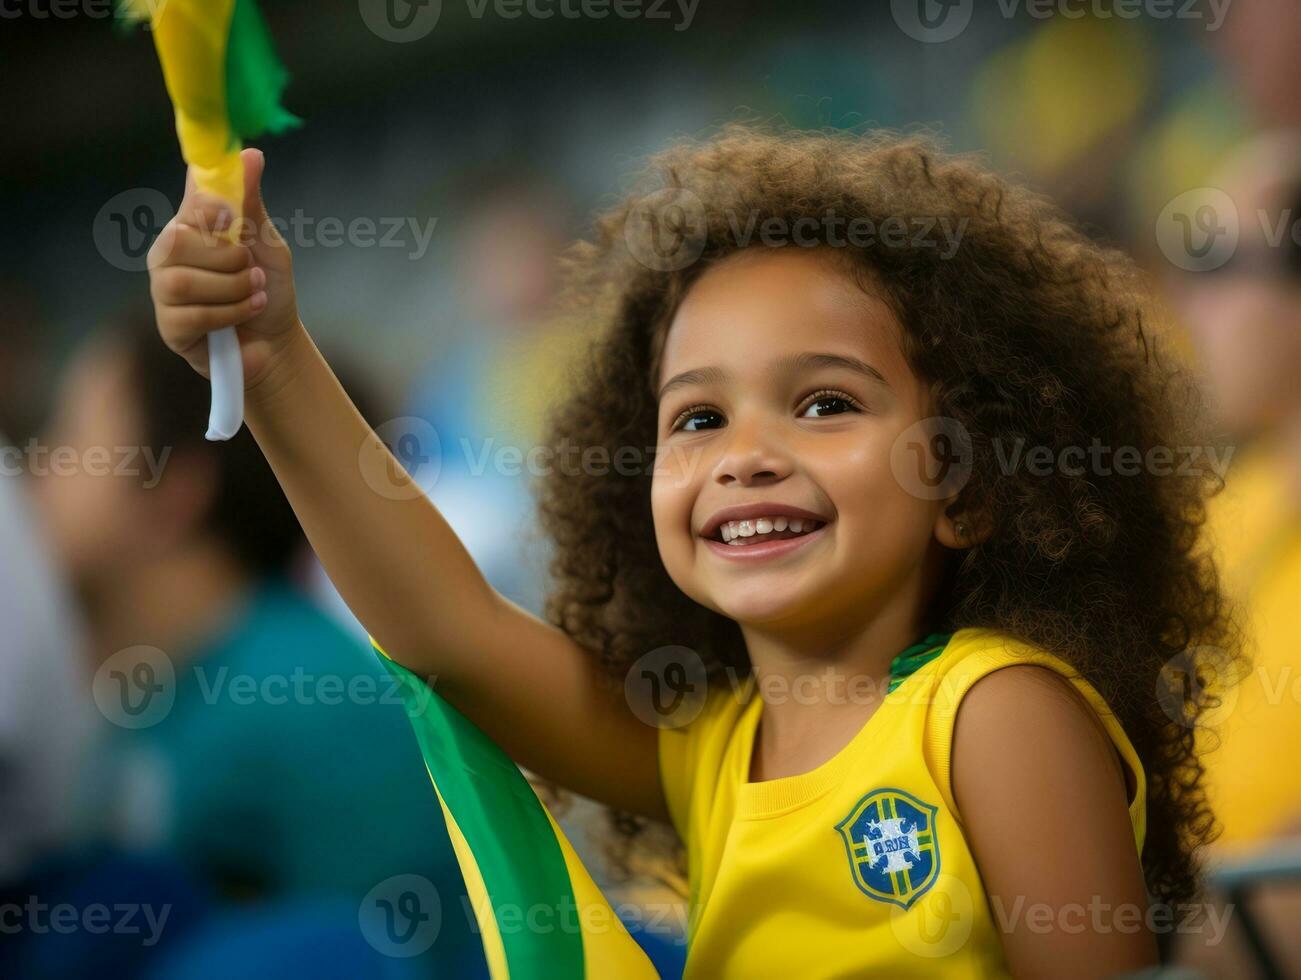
[246,318,314,411]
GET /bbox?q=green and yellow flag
[121,0,300,204]
[121,0,300,439]
[372,640,662,979]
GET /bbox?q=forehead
[656,247,910,392]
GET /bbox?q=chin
[711,585,830,628]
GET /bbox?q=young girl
[147,123,1239,977]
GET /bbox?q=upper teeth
[719,516,819,543]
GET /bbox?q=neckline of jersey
[735,630,958,819]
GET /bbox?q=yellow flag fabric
[372,640,661,979]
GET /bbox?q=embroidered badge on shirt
[835,787,940,909]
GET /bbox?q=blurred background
[2,0,1301,976]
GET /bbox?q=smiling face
[651,246,963,636]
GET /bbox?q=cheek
[651,466,691,558]
[651,434,706,512]
[650,450,719,605]
[823,433,940,552]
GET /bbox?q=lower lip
[702,523,830,561]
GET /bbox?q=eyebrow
[657,351,890,402]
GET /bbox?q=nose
[712,413,792,487]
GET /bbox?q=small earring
[955,521,968,542]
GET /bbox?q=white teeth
[717,516,822,544]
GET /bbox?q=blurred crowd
[3,0,1301,977]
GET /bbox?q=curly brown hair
[527,120,1242,909]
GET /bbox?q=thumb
[239,147,283,254]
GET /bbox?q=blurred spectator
[0,434,94,884]
[0,280,59,446]
[1171,131,1301,975]
[0,848,213,979]
[28,312,487,975]
[403,174,578,619]
[1210,0,1301,131]
[970,14,1152,238]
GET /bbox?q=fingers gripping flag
[120,0,300,440]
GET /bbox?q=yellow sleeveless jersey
[657,626,1147,979]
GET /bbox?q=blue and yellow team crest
[835,788,940,910]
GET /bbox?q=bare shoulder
[952,664,1129,822]
[954,665,1121,780]
[951,664,1155,977]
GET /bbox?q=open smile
[701,521,831,561]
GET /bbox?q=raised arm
[247,322,666,820]
[148,147,667,823]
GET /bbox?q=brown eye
[799,389,863,419]
[672,405,725,433]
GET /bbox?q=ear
[934,499,990,550]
